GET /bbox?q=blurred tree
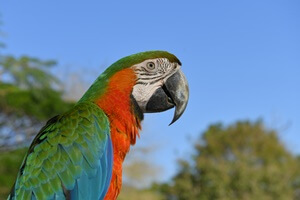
[118,185,163,200]
[0,55,58,89]
[159,121,300,200]
[0,22,74,150]
[0,83,74,149]
[123,146,162,187]
[0,148,27,199]
[0,82,73,120]
[118,146,163,200]
[0,57,74,150]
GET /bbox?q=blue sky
[1,0,300,182]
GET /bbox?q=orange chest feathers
[96,68,142,199]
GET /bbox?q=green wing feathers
[9,102,111,200]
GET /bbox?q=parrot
[8,50,189,200]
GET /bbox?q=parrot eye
[146,62,156,70]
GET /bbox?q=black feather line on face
[135,82,147,85]
[136,75,162,81]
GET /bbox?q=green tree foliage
[0,82,74,149]
[160,121,300,200]
[0,148,27,199]
[0,82,73,120]
[0,56,58,89]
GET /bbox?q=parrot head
[81,50,189,125]
[130,55,189,125]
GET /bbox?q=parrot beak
[145,70,189,125]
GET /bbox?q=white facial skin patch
[131,58,180,111]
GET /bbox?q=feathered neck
[95,68,143,199]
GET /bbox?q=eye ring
[146,62,156,70]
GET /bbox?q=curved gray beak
[145,70,189,125]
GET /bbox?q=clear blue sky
[1,0,300,182]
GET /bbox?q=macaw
[8,51,189,200]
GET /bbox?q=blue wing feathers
[99,139,113,200]
[71,138,113,200]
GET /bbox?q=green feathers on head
[79,50,181,103]
[103,50,181,77]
